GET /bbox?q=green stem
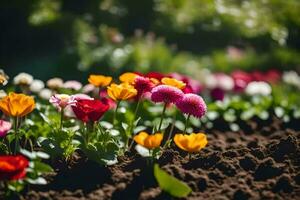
[60,108,64,130]
[14,117,19,155]
[113,101,121,125]
[158,103,167,132]
[166,112,177,144]
[183,114,191,134]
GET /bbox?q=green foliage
[154,164,192,198]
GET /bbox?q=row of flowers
[0,68,299,197]
[2,69,300,102]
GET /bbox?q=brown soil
[19,117,300,200]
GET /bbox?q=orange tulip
[134,132,163,149]
[0,93,35,117]
[119,72,139,84]
[161,77,186,89]
[107,83,137,101]
[88,75,112,87]
[174,133,207,153]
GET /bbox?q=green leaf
[154,164,192,198]
[32,161,53,173]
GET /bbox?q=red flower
[231,70,252,92]
[265,69,281,83]
[0,155,29,181]
[72,99,109,122]
[144,72,167,81]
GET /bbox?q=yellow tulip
[119,72,139,84]
[0,92,35,117]
[107,83,137,101]
[174,133,207,153]
[161,77,186,89]
[134,132,163,149]
[88,75,112,87]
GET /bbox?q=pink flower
[134,76,155,98]
[82,84,96,94]
[170,73,203,94]
[210,88,225,101]
[63,80,82,91]
[231,70,252,92]
[49,94,76,110]
[176,94,207,118]
[0,120,11,137]
[151,85,184,104]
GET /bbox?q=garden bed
[23,117,300,200]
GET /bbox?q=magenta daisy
[151,85,184,104]
[134,76,155,98]
[176,93,207,118]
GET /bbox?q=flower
[63,80,82,90]
[0,90,7,99]
[245,81,272,96]
[134,76,155,98]
[49,94,76,110]
[210,88,225,101]
[174,133,207,153]
[47,78,64,90]
[72,98,109,122]
[151,85,184,104]
[82,84,96,94]
[176,94,206,118]
[133,132,163,149]
[161,77,186,89]
[13,72,33,85]
[88,75,112,87]
[0,155,29,181]
[231,71,252,92]
[64,94,94,118]
[170,73,203,94]
[0,120,12,137]
[0,69,9,86]
[29,79,45,93]
[205,73,234,91]
[119,72,139,84]
[107,83,137,101]
[0,93,35,117]
[39,89,53,100]
[283,71,300,89]
[145,72,166,81]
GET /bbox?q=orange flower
[134,132,163,149]
[107,83,137,101]
[161,77,186,89]
[0,93,35,117]
[174,133,207,153]
[88,75,112,87]
[119,72,139,84]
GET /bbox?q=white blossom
[47,78,64,89]
[13,72,33,85]
[38,89,53,100]
[245,81,272,96]
[30,79,45,93]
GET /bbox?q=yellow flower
[134,132,163,149]
[0,92,35,117]
[174,133,207,153]
[119,72,139,84]
[161,77,186,89]
[88,75,112,87]
[107,83,137,101]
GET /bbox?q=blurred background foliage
[1,0,300,81]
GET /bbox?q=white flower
[39,89,53,100]
[0,90,7,99]
[205,73,234,91]
[47,78,64,89]
[0,69,9,86]
[245,81,272,96]
[13,72,33,85]
[82,84,96,94]
[30,79,45,93]
[63,80,82,91]
[283,71,300,89]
